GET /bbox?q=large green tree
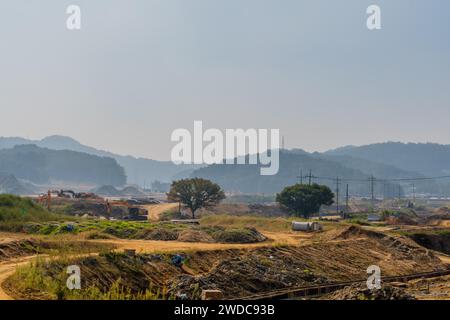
[167,178,225,219]
[276,183,334,218]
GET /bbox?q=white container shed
[292,221,322,232]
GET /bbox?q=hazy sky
[1,0,450,160]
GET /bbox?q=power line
[304,174,450,183]
[384,175,450,182]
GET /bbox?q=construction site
[1,185,450,301]
[2,3,450,316]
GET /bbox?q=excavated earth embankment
[4,226,447,300]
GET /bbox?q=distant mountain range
[2,136,450,196]
[326,142,450,176]
[0,145,126,187]
[0,136,200,186]
[191,144,450,195]
[190,151,409,196]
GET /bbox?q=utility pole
[335,177,340,215]
[297,169,303,184]
[369,175,375,212]
[370,176,375,202]
[412,183,416,203]
[308,170,312,185]
[47,190,51,211]
[345,184,349,219]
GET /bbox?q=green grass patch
[200,214,296,232]
[0,194,74,232]
[0,195,61,222]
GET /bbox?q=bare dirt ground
[0,229,310,300]
[0,256,37,300]
[405,274,450,300]
[144,203,179,221]
[94,230,312,253]
[0,232,29,243]
[1,224,449,300]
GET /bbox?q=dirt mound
[85,231,116,240]
[211,227,267,243]
[120,186,145,197]
[386,215,418,225]
[426,213,450,226]
[170,235,443,299]
[94,185,120,196]
[333,225,384,240]
[134,228,179,241]
[177,230,214,243]
[8,230,447,300]
[0,239,42,261]
[323,283,416,300]
[435,207,450,215]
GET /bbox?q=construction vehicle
[123,207,148,221]
[106,200,148,221]
[56,190,99,199]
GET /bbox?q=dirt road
[144,203,179,221]
[0,256,37,300]
[94,231,310,253]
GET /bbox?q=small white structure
[292,221,322,232]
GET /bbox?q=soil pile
[177,230,214,243]
[211,227,267,244]
[0,239,42,261]
[333,225,384,240]
[386,215,418,225]
[121,186,145,197]
[426,213,450,227]
[135,228,179,241]
[93,185,121,196]
[170,234,444,299]
[435,207,450,215]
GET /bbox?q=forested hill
[326,142,450,176]
[190,151,414,196]
[0,145,126,186]
[0,135,199,184]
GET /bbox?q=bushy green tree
[167,178,225,219]
[276,183,334,218]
